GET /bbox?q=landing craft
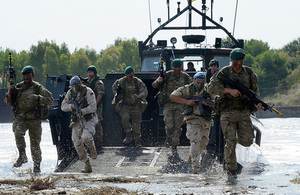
[45,0,262,172]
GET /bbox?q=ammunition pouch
[24,108,39,120]
[184,104,213,121]
[155,91,168,107]
[83,113,94,121]
[38,104,49,120]
[217,96,255,112]
[184,105,194,116]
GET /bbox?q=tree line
[0,37,299,99]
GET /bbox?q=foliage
[0,37,299,106]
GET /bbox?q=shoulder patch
[90,92,94,96]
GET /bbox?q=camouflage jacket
[87,75,105,108]
[6,81,53,119]
[207,65,259,112]
[112,76,148,106]
[152,70,192,105]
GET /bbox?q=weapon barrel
[217,71,283,117]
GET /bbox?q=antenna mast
[148,0,153,33]
[233,0,239,36]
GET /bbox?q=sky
[0,0,299,53]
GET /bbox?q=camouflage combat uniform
[6,80,53,166]
[207,65,259,172]
[152,70,192,148]
[87,75,105,148]
[112,76,148,146]
[61,85,98,163]
[171,83,213,172]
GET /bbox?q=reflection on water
[0,118,300,194]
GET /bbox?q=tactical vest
[70,85,94,122]
[218,66,256,112]
[13,81,48,120]
[184,83,213,120]
[87,76,100,97]
[117,77,147,112]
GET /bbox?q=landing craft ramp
[65,147,194,174]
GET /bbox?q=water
[0,118,300,194]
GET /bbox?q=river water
[0,118,300,194]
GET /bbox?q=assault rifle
[217,71,283,117]
[8,52,16,85]
[188,96,215,112]
[111,84,122,105]
[154,58,168,106]
[72,98,85,129]
[159,58,165,79]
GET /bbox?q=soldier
[170,72,213,173]
[5,65,53,173]
[207,48,263,179]
[61,76,98,173]
[112,66,148,148]
[185,62,196,71]
[86,65,105,149]
[152,59,192,156]
[206,59,219,83]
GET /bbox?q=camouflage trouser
[72,116,98,162]
[163,104,184,146]
[185,117,213,167]
[94,106,103,147]
[120,104,142,140]
[220,110,254,172]
[13,118,42,163]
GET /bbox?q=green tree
[43,46,59,77]
[59,54,69,75]
[282,37,300,57]
[253,50,288,96]
[84,46,98,65]
[117,38,140,72]
[69,49,91,76]
[244,39,269,57]
[96,46,121,78]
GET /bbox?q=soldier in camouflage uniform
[86,65,105,149]
[207,48,263,179]
[206,59,219,83]
[170,72,213,173]
[61,76,98,173]
[112,66,148,148]
[5,65,53,173]
[152,59,192,156]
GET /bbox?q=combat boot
[192,164,200,174]
[33,162,41,173]
[164,137,172,148]
[89,143,97,159]
[227,170,237,180]
[81,159,92,173]
[188,155,192,164]
[123,133,133,144]
[134,139,142,149]
[13,149,28,167]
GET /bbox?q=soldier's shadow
[159,155,193,174]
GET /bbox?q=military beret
[193,72,206,79]
[230,48,245,60]
[209,59,219,67]
[69,75,81,86]
[87,65,97,74]
[172,59,183,67]
[21,65,34,74]
[124,66,134,74]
